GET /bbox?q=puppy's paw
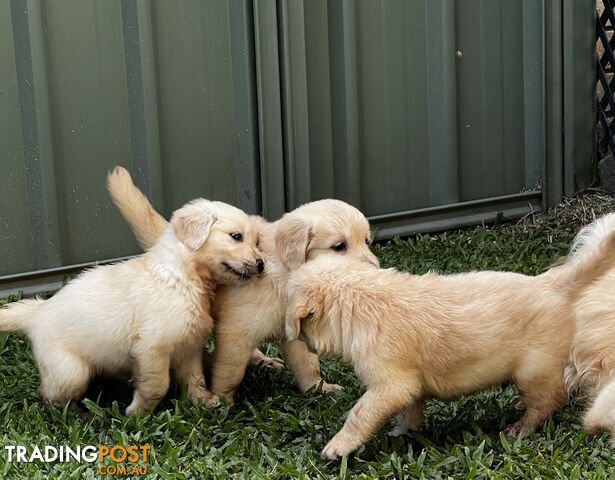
[321,382,343,393]
[504,421,529,438]
[216,392,236,407]
[258,356,286,371]
[189,387,220,408]
[125,404,147,417]
[388,425,409,437]
[511,396,525,411]
[321,434,358,460]
[204,394,220,408]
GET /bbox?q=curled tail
[106,166,168,250]
[570,213,615,259]
[565,229,615,302]
[0,298,42,333]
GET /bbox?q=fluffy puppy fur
[107,168,283,372]
[0,170,263,415]
[107,170,379,404]
[285,232,615,460]
[563,213,615,442]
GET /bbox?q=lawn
[1,194,615,479]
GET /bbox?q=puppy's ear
[285,304,314,341]
[171,205,216,251]
[275,217,314,270]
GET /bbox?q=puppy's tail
[565,229,615,301]
[570,213,615,259]
[544,221,615,299]
[557,213,615,293]
[584,375,615,445]
[0,298,42,333]
[106,166,168,250]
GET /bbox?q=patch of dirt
[514,190,615,232]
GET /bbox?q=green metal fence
[0,0,596,294]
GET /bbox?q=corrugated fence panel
[0,0,596,288]
[358,0,460,215]
[456,0,543,199]
[279,0,544,217]
[0,0,259,279]
[0,1,34,275]
[43,0,137,264]
[151,0,260,213]
[356,0,442,215]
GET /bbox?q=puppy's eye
[230,232,243,242]
[365,238,371,245]
[332,241,346,252]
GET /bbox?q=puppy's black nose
[256,259,265,273]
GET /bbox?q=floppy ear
[285,304,314,341]
[171,206,216,251]
[275,217,314,270]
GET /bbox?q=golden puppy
[563,213,615,443]
[107,170,379,403]
[285,231,615,460]
[0,170,263,415]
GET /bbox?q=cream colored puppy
[0,174,263,415]
[107,171,379,403]
[563,213,615,443]
[285,231,615,460]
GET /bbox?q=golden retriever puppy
[107,169,379,403]
[563,213,615,442]
[0,177,263,415]
[108,167,282,372]
[285,231,615,460]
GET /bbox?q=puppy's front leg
[389,399,424,437]
[126,352,171,416]
[322,381,419,460]
[174,346,219,408]
[281,340,342,393]
[210,329,258,404]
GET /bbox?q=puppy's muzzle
[224,258,265,279]
[366,256,379,268]
[360,253,380,268]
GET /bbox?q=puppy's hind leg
[35,347,91,406]
[506,359,566,436]
[282,340,342,393]
[127,351,170,416]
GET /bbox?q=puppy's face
[275,199,379,271]
[171,200,264,285]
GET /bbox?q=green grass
[1,200,615,479]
